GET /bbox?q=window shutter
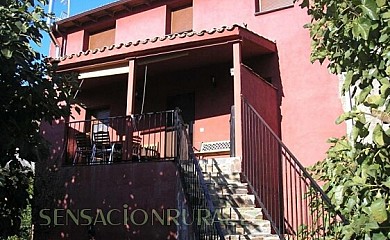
[88,28,115,50]
[260,0,293,12]
[171,6,193,34]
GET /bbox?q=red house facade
[35,0,345,239]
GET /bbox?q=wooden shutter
[260,0,293,12]
[88,28,115,50]
[171,6,193,34]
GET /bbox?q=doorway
[167,92,195,143]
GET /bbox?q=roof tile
[59,24,275,62]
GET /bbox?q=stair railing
[175,110,225,240]
[241,96,345,239]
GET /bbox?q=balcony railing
[241,97,345,239]
[65,110,177,165]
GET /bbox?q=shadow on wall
[244,51,283,135]
[134,63,234,120]
[34,128,180,240]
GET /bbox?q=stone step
[200,165,239,174]
[212,194,256,208]
[185,176,246,190]
[181,156,280,239]
[216,207,263,220]
[198,157,242,173]
[208,183,249,195]
[224,234,280,240]
[221,219,272,235]
[203,172,243,182]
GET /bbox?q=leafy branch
[297,0,390,239]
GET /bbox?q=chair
[73,132,93,164]
[142,143,160,158]
[132,136,142,157]
[92,127,116,163]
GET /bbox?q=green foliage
[298,0,390,239]
[310,137,390,239]
[0,0,78,238]
[0,163,33,239]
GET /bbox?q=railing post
[230,105,235,157]
[175,109,180,162]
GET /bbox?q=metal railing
[65,110,177,165]
[176,111,225,240]
[241,97,344,239]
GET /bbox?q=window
[87,27,115,50]
[169,5,193,34]
[256,0,293,13]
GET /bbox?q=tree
[0,0,77,238]
[298,0,390,239]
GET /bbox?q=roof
[58,24,276,69]
[55,0,185,31]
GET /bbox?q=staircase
[176,102,343,240]
[197,157,280,240]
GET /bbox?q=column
[126,59,136,115]
[233,42,243,159]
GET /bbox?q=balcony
[65,110,178,165]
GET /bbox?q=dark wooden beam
[86,15,98,23]
[123,4,133,12]
[103,9,114,17]
[144,0,152,6]
[72,20,83,27]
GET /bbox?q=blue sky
[39,0,116,56]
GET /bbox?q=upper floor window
[169,5,193,34]
[87,27,115,50]
[256,0,293,13]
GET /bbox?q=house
[34,0,345,239]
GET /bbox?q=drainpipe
[46,0,63,59]
[46,0,54,26]
[49,29,62,59]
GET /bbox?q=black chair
[73,132,93,164]
[92,129,116,163]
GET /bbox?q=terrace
[66,110,178,165]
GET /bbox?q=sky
[39,0,116,56]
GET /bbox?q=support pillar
[233,42,243,159]
[125,59,137,160]
[126,59,136,115]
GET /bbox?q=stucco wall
[241,64,280,135]
[64,30,85,56]
[34,161,179,240]
[115,6,167,44]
